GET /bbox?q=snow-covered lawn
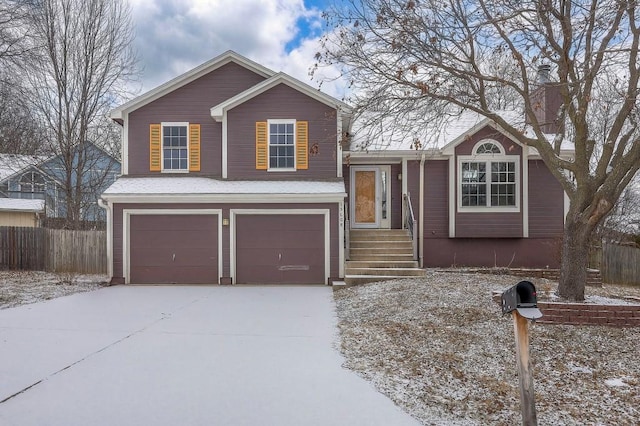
[334,272,640,425]
[0,271,108,309]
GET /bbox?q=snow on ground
[334,271,640,425]
[0,271,108,309]
[2,270,638,424]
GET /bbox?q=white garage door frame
[123,208,223,284]
[230,209,331,285]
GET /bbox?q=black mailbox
[501,280,542,320]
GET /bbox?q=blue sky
[128,0,343,97]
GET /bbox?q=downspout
[419,154,426,268]
[97,198,113,280]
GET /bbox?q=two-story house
[103,51,569,285]
[103,51,351,285]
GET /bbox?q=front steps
[344,229,425,286]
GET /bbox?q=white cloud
[127,0,347,100]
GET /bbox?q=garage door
[129,214,218,284]
[235,214,325,284]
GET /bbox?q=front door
[350,166,391,229]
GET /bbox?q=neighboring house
[102,50,570,285]
[0,198,45,227]
[0,143,120,222]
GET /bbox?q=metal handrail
[403,193,418,261]
[344,202,350,261]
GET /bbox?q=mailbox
[501,280,543,320]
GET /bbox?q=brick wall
[536,302,640,327]
[456,268,604,286]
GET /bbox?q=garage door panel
[131,215,212,231]
[235,214,325,285]
[130,248,216,267]
[131,266,217,285]
[131,230,214,248]
[129,213,218,284]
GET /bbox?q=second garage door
[129,214,218,284]
[235,214,325,284]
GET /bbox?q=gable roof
[348,109,574,157]
[110,51,276,120]
[210,72,352,121]
[0,154,47,182]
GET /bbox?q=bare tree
[0,74,50,155]
[23,0,136,229]
[317,0,640,301]
[0,0,32,65]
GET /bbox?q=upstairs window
[163,124,188,171]
[20,171,46,199]
[149,122,200,173]
[255,120,308,171]
[458,140,519,211]
[269,120,295,169]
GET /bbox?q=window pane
[269,121,296,169]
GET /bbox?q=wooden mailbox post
[501,281,543,426]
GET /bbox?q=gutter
[419,154,426,268]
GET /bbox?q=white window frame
[457,140,520,213]
[267,119,296,172]
[161,121,189,173]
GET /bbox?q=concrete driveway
[0,285,419,426]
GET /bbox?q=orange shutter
[296,121,308,170]
[256,121,268,170]
[189,124,201,172]
[149,124,161,172]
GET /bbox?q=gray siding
[127,62,266,177]
[226,84,339,179]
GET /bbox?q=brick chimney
[529,64,562,134]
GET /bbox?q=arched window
[20,172,46,198]
[459,140,518,209]
[475,141,502,154]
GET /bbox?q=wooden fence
[0,227,106,274]
[600,242,640,286]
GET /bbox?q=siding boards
[390,163,403,229]
[226,84,338,179]
[424,160,449,238]
[423,237,561,269]
[528,159,564,238]
[128,62,266,177]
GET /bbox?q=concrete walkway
[0,285,419,425]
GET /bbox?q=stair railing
[344,202,350,261]
[403,193,418,261]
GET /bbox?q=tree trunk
[558,216,592,301]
